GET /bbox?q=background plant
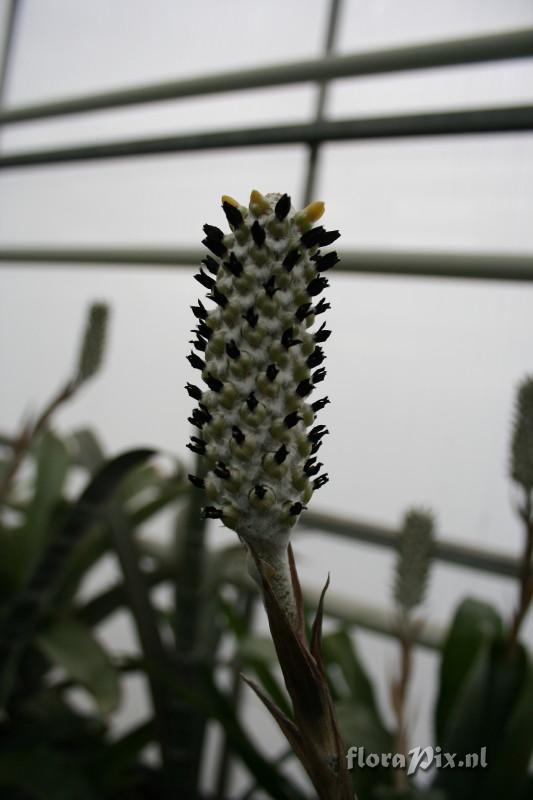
[0,305,530,799]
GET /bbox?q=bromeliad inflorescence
[186,190,339,613]
[186,193,353,797]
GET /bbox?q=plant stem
[33,378,78,436]
[0,420,32,505]
[508,489,533,653]
[249,547,354,800]
[392,615,413,792]
[252,547,299,630]
[0,378,77,506]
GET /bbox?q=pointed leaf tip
[241,673,306,761]
[288,543,305,640]
[310,573,331,667]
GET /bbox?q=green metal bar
[1,105,532,170]
[337,249,533,282]
[1,246,532,282]
[299,510,525,579]
[302,0,342,206]
[0,246,200,267]
[0,0,20,107]
[1,27,532,125]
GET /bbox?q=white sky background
[1,0,533,794]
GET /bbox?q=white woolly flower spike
[186,190,338,613]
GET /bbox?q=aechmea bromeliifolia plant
[186,191,354,799]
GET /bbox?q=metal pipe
[1,105,532,170]
[337,249,533,282]
[1,27,532,125]
[0,246,201,267]
[1,246,532,282]
[0,0,20,107]
[301,0,342,206]
[299,510,525,579]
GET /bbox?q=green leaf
[336,699,394,800]
[220,595,293,718]
[0,525,24,599]
[474,654,533,800]
[17,431,70,579]
[246,659,293,719]
[0,744,98,799]
[12,685,105,745]
[54,464,186,609]
[0,448,154,707]
[66,428,105,473]
[239,633,277,662]
[335,699,392,755]
[117,456,184,507]
[91,721,153,791]
[434,638,527,800]
[118,462,162,502]
[38,618,120,715]
[128,476,188,524]
[51,524,109,606]
[323,628,385,723]
[322,628,394,800]
[435,597,502,741]
[24,447,156,602]
[518,775,533,800]
[163,664,308,800]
